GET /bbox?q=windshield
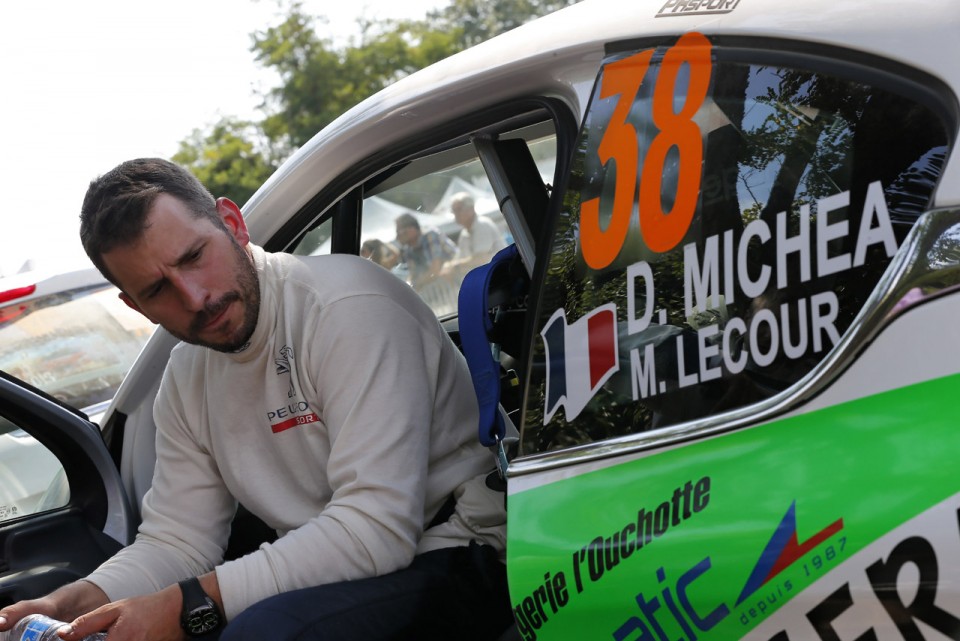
[0,285,155,412]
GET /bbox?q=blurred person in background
[394,213,457,290]
[450,193,505,270]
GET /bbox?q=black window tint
[522,38,951,455]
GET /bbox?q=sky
[0,0,443,277]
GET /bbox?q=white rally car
[0,1,958,639]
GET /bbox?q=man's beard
[170,241,261,353]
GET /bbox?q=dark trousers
[219,543,514,641]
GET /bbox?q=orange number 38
[581,32,713,270]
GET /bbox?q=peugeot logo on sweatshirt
[269,345,320,433]
[275,345,296,398]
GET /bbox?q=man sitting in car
[0,158,512,641]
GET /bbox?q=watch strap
[179,577,208,606]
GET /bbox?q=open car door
[0,371,134,606]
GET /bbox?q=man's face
[104,194,261,353]
[395,224,420,248]
[452,202,472,227]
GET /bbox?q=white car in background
[0,268,155,522]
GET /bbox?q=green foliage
[174,0,580,189]
[171,118,278,207]
[431,0,577,48]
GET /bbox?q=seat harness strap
[457,244,519,453]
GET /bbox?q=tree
[175,0,581,187]
[171,118,279,207]
[251,2,462,151]
[430,0,577,48]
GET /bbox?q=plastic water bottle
[0,614,105,641]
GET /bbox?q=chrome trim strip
[509,206,960,478]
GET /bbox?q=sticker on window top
[656,0,741,17]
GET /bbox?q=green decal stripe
[507,373,960,640]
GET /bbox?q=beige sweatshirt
[87,245,504,619]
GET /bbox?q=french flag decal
[541,303,620,423]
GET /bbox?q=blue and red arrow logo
[737,501,844,605]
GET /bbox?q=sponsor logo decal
[541,303,619,423]
[760,500,960,639]
[513,476,713,641]
[736,501,844,606]
[605,499,844,640]
[511,481,852,641]
[656,0,741,17]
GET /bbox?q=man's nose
[174,275,208,311]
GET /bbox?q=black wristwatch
[179,577,223,636]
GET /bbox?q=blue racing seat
[457,244,529,474]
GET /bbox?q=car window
[0,416,68,521]
[291,218,333,258]
[522,36,952,455]
[0,285,155,417]
[290,131,557,319]
[364,156,510,317]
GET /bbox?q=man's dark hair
[395,212,421,231]
[80,158,220,286]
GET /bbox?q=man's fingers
[61,608,113,640]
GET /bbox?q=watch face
[185,606,221,635]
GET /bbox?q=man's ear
[118,291,157,324]
[215,197,251,246]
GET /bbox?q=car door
[506,33,960,641]
[0,371,134,606]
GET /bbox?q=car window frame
[266,98,580,264]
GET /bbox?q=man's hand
[0,581,109,632]
[60,584,184,641]
[60,572,222,641]
[0,595,60,632]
